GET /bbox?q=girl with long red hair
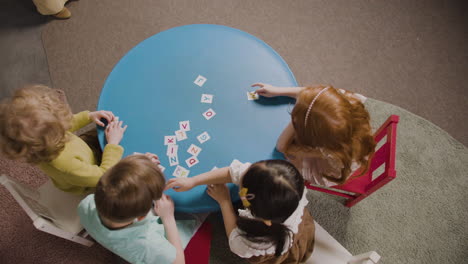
[253,83,376,186]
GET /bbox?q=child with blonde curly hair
[253,83,375,186]
[0,85,127,194]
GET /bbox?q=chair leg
[345,194,368,208]
[33,218,94,246]
[347,251,381,263]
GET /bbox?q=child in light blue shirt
[78,153,199,264]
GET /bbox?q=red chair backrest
[333,115,399,194]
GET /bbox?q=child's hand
[164,178,195,192]
[207,184,231,204]
[105,119,127,145]
[144,152,160,165]
[154,194,175,220]
[251,83,282,97]
[89,110,115,127]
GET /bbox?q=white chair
[307,221,381,264]
[0,174,93,246]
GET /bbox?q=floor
[0,1,467,264]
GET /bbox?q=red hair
[288,85,375,184]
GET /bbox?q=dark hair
[237,159,304,257]
[95,155,166,223]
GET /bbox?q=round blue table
[98,24,297,213]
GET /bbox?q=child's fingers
[145,152,159,160]
[207,184,215,193]
[105,111,115,120]
[95,119,105,127]
[165,181,181,191]
[102,112,112,122]
[256,88,266,94]
[150,154,160,163]
[164,179,176,189]
[251,83,264,88]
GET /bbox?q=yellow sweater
[39,111,124,194]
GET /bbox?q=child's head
[0,85,73,163]
[95,155,166,225]
[291,85,375,183]
[237,159,304,257]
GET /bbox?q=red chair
[306,115,399,207]
[184,220,212,264]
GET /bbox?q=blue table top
[98,24,297,213]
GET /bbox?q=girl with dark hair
[166,159,315,263]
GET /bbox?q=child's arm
[50,143,123,187]
[207,184,237,237]
[69,111,93,132]
[276,121,296,153]
[165,167,232,192]
[251,83,305,98]
[154,195,185,264]
[50,120,126,188]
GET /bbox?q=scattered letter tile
[164,135,176,145]
[169,155,179,166]
[187,144,202,156]
[185,156,200,168]
[247,91,259,100]
[166,144,178,157]
[202,108,216,120]
[179,121,191,131]
[175,130,188,141]
[197,131,211,144]
[194,75,207,87]
[201,94,214,104]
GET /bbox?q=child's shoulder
[78,194,95,211]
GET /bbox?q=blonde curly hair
[0,85,73,163]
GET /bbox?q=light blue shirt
[78,194,198,264]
